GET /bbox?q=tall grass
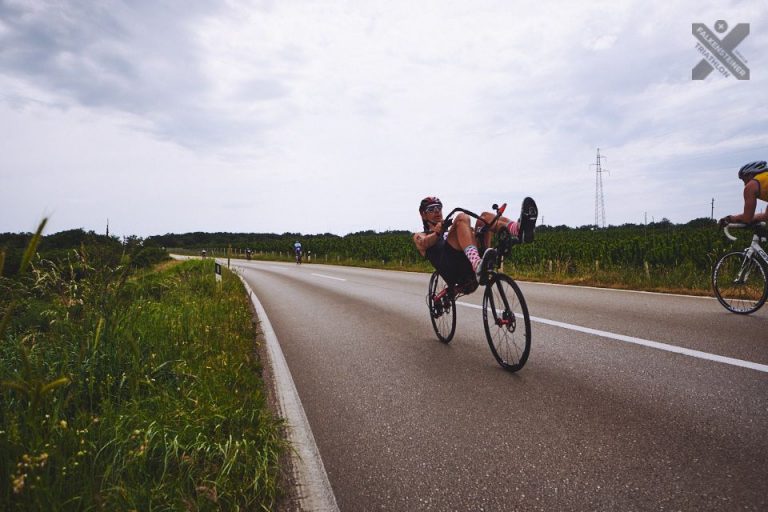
[1,225,286,510]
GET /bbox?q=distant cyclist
[294,240,303,264]
[719,161,768,226]
[413,196,538,290]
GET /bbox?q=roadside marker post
[215,262,222,285]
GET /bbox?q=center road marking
[312,273,347,282]
[456,301,768,373]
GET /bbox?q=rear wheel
[713,251,768,314]
[427,271,456,343]
[482,273,531,371]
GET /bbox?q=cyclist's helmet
[738,161,767,180]
[419,196,442,213]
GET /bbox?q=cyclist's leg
[446,213,486,274]
[476,198,538,245]
[447,212,497,284]
[476,212,514,249]
[446,213,478,251]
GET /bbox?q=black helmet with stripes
[738,161,767,180]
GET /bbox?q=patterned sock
[507,221,520,237]
[464,245,481,272]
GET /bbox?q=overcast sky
[1,0,767,237]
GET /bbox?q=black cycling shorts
[426,238,475,287]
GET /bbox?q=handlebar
[723,222,768,241]
[432,203,507,235]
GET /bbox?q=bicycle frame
[724,223,768,268]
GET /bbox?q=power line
[591,148,609,228]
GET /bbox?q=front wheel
[712,251,768,314]
[427,271,456,343]
[482,273,531,372]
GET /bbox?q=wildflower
[12,473,26,494]
[59,420,68,429]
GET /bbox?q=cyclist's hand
[431,221,443,235]
[718,216,731,227]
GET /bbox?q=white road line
[312,273,347,282]
[235,270,340,511]
[456,301,768,373]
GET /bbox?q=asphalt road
[235,260,768,511]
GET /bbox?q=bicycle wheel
[427,271,456,343]
[712,251,768,314]
[482,273,531,371]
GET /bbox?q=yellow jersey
[754,172,768,201]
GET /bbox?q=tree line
[144,217,739,273]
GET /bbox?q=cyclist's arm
[724,181,760,224]
[413,223,442,257]
[737,181,760,223]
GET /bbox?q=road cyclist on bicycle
[294,240,303,264]
[413,196,538,291]
[712,161,768,314]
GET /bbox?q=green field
[1,225,286,510]
[157,218,745,294]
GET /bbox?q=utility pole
[590,148,609,228]
[711,198,715,219]
[644,212,648,238]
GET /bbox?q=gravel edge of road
[234,268,340,512]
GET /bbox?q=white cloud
[1,0,767,236]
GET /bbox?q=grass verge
[1,251,286,510]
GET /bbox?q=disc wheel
[482,273,531,371]
[712,251,768,314]
[427,271,456,343]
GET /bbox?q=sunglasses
[424,204,442,214]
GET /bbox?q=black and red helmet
[419,196,442,213]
